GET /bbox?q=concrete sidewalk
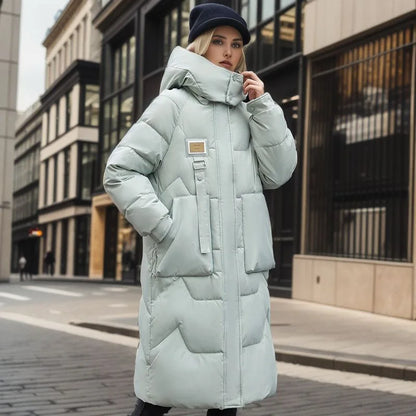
[268,297,416,381]
[11,274,416,381]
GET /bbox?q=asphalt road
[1,280,415,415]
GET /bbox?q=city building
[38,0,101,276]
[0,0,21,281]
[12,102,42,276]
[293,0,416,319]
[89,0,416,320]
[90,0,303,288]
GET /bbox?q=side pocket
[241,193,275,273]
[156,195,213,277]
[159,177,190,211]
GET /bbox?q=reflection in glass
[280,0,295,9]
[74,216,90,276]
[248,0,258,28]
[103,101,111,151]
[245,31,257,69]
[260,21,274,68]
[63,148,70,199]
[129,37,135,83]
[121,42,128,87]
[262,0,275,21]
[171,9,178,55]
[84,84,99,126]
[307,26,413,261]
[80,143,98,200]
[110,96,119,148]
[278,6,295,59]
[164,14,170,64]
[113,48,120,90]
[120,88,133,139]
[181,0,191,47]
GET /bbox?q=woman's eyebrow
[213,34,243,41]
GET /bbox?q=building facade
[0,0,21,281]
[293,0,416,319]
[89,0,303,289]
[12,102,42,276]
[38,0,101,276]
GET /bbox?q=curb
[275,348,416,382]
[8,274,139,286]
[71,322,416,382]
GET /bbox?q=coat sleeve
[103,93,180,242]
[246,92,297,190]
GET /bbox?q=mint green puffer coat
[104,46,297,409]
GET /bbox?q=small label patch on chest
[186,139,207,155]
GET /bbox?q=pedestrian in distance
[44,251,55,276]
[104,3,297,416]
[18,255,27,281]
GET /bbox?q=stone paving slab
[1,318,416,415]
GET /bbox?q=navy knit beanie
[188,3,250,45]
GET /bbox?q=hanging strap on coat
[192,158,211,254]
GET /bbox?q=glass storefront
[306,25,414,261]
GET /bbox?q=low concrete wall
[293,255,414,319]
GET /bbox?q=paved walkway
[268,297,416,380]
[1,317,416,415]
[8,274,416,381]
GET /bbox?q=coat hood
[160,46,245,107]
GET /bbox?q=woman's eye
[213,39,222,45]
[232,43,242,48]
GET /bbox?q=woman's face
[203,26,243,72]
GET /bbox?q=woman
[104,3,297,416]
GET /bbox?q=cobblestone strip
[1,318,416,415]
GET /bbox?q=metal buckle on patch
[192,160,206,170]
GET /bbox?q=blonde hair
[187,28,247,73]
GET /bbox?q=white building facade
[0,0,21,281]
[38,0,101,276]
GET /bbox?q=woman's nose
[224,47,231,57]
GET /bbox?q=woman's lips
[220,61,232,68]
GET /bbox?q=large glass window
[66,90,72,131]
[53,154,58,202]
[83,84,99,126]
[100,34,135,183]
[12,188,38,222]
[79,143,98,200]
[74,215,90,276]
[306,25,414,262]
[55,100,60,139]
[43,159,48,206]
[63,147,70,199]
[241,1,299,71]
[60,219,68,275]
[163,0,195,65]
[14,127,41,192]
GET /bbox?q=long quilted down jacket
[103,46,297,409]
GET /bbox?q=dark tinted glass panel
[80,143,97,200]
[260,20,274,67]
[84,84,99,126]
[306,26,413,261]
[128,37,135,83]
[278,6,295,59]
[120,88,133,139]
[74,216,90,276]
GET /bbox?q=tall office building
[0,0,21,281]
